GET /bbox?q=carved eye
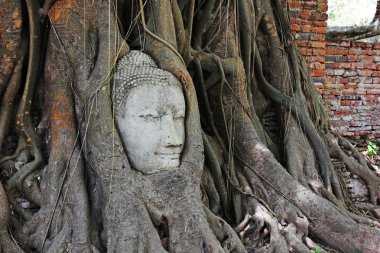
[142,114,159,119]
[174,111,185,120]
[174,115,185,120]
[139,110,160,120]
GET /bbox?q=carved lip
[154,151,181,159]
[154,151,181,155]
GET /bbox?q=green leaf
[367,141,378,156]
[33,171,41,181]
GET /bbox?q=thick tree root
[0,60,23,154]
[238,197,321,253]
[204,206,246,252]
[4,1,380,252]
[142,170,225,253]
[0,182,19,253]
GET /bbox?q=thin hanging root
[235,167,253,195]
[183,0,194,61]
[0,182,19,253]
[6,0,44,204]
[170,0,186,54]
[41,0,57,18]
[16,0,42,148]
[201,167,221,214]
[191,0,216,51]
[253,42,344,201]
[139,0,184,64]
[0,60,23,153]
[196,59,228,158]
[328,134,380,204]
[203,131,229,213]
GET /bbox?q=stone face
[114,51,185,174]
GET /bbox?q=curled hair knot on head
[113,50,182,113]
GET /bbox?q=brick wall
[289,0,380,140]
[289,0,328,88]
[324,41,380,139]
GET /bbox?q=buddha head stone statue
[114,50,186,174]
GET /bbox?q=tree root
[0,60,23,154]
[204,206,246,252]
[327,133,380,204]
[201,167,221,214]
[253,41,343,200]
[239,199,288,252]
[0,182,19,253]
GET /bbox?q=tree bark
[0,0,379,252]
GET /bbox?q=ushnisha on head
[113,50,186,174]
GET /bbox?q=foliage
[367,140,379,156]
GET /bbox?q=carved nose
[162,115,182,147]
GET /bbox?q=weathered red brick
[344,83,358,89]
[326,41,339,46]
[314,13,328,21]
[348,49,362,54]
[365,63,377,69]
[338,63,351,69]
[352,42,372,48]
[326,48,348,55]
[343,71,357,77]
[335,110,353,115]
[362,56,373,62]
[367,90,380,95]
[337,78,349,84]
[302,2,317,10]
[311,33,325,41]
[313,49,325,55]
[317,4,328,12]
[299,11,311,19]
[313,21,327,27]
[297,41,309,47]
[358,70,373,76]
[310,70,324,77]
[347,55,360,62]
[288,2,301,8]
[351,63,364,69]
[308,56,325,62]
[342,131,355,136]
[350,101,362,106]
[301,27,326,33]
[311,41,325,48]
[300,48,313,56]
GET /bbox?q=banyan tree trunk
[0,0,380,253]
